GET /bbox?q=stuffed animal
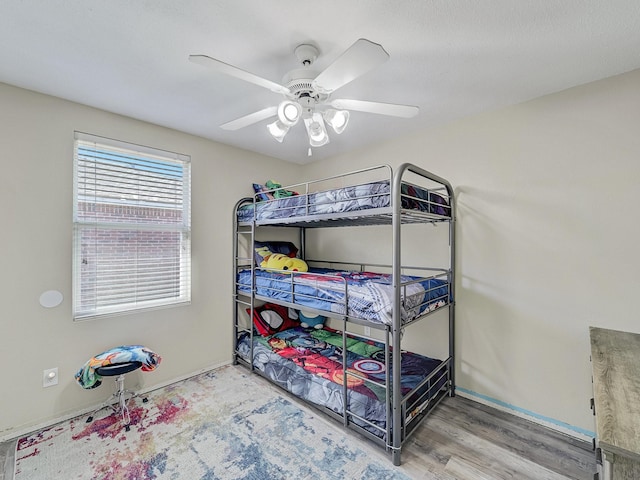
[265,180,296,198]
[298,310,326,330]
[261,253,308,273]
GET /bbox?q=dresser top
[590,326,640,461]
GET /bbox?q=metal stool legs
[85,361,146,431]
[112,373,135,428]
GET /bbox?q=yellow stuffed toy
[261,253,308,273]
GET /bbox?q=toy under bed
[236,267,450,326]
[236,326,449,438]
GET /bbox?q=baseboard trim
[3,366,594,445]
[0,361,231,443]
[455,386,595,442]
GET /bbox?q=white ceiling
[1,1,639,164]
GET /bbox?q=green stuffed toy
[261,253,308,273]
[266,180,295,199]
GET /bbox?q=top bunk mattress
[237,180,451,225]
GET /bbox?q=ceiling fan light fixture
[267,120,289,142]
[323,109,350,134]
[304,114,329,147]
[192,38,417,154]
[277,100,302,127]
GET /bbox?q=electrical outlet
[43,367,59,387]
[364,326,371,337]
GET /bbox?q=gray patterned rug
[14,365,411,479]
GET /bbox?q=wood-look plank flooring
[0,394,595,480]
[0,440,13,480]
[397,395,596,480]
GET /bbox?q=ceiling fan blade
[312,38,389,94]
[330,99,419,118]
[189,54,290,96]
[220,106,278,131]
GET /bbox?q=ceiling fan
[189,38,419,153]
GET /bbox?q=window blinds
[73,133,191,320]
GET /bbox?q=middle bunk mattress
[237,266,451,326]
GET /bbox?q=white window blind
[73,133,191,320]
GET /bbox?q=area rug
[14,365,411,480]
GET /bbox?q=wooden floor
[0,394,595,480]
[397,395,596,480]
[0,440,13,480]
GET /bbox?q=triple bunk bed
[232,163,455,465]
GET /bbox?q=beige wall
[0,82,302,439]
[2,67,639,440]
[302,68,640,435]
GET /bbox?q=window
[73,133,191,320]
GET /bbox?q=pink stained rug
[13,365,411,480]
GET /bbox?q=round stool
[85,361,147,431]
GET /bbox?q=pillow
[429,192,451,216]
[248,303,299,336]
[253,183,275,202]
[253,241,298,266]
[401,184,451,216]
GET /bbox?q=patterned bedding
[237,267,450,326]
[237,180,450,223]
[237,326,447,438]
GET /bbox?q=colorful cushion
[253,183,275,202]
[248,303,299,336]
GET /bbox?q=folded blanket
[75,345,161,389]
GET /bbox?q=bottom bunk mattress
[236,326,449,439]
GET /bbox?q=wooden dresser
[590,327,640,479]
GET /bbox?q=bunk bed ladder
[232,198,255,368]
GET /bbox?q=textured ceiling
[1,0,639,164]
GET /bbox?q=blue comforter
[238,180,450,222]
[237,267,450,325]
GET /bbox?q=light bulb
[324,109,350,134]
[267,120,289,142]
[303,113,329,147]
[277,101,302,127]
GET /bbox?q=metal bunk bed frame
[232,163,455,465]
